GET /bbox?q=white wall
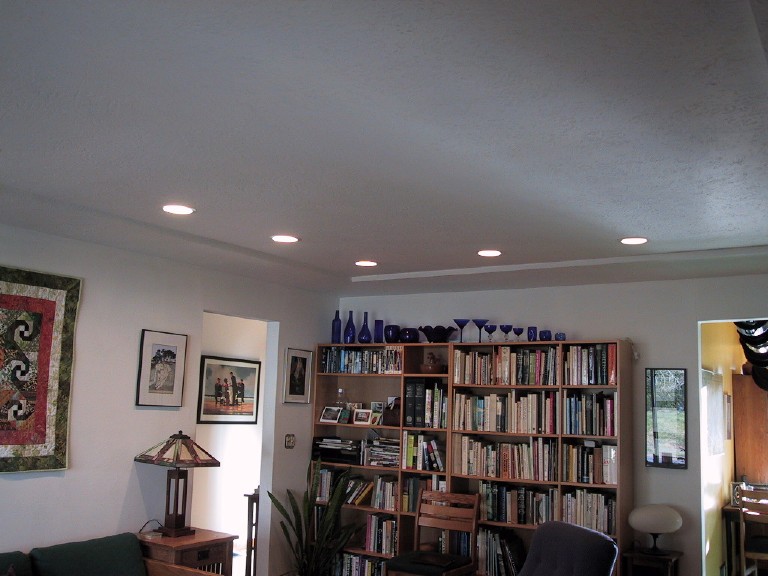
[340,276,768,575]
[0,224,331,576]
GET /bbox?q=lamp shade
[134,431,220,468]
[628,504,683,535]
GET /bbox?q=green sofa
[0,533,210,576]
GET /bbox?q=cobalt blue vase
[358,312,372,343]
[344,311,356,344]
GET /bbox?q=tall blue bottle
[358,312,372,343]
[343,311,356,344]
[331,310,342,344]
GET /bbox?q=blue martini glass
[453,319,470,343]
[484,324,497,343]
[499,324,513,341]
[512,327,524,341]
[472,319,489,342]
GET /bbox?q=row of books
[403,378,448,428]
[563,391,615,436]
[561,442,618,485]
[452,390,558,434]
[478,482,559,526]
[454,436,558,481]
[477,528,525,576]
[453,349,493,385]
[369,474,399,511]
[362,438,400,468]
[560,489,616,535]
[319,346,404,374]
[364,513,398,555]
[401,475,446,512]
[564,343,617,386]
[495,347,558,387]
[401,431,445,471]
[334,554,386,576]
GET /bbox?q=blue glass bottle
[331,310,342,344]
[358,312,372,343]
[344,311,356,344]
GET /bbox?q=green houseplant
[268,461,358,576]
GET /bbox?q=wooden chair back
[739,486,768,575]
[413,490,479,558]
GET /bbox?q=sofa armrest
[144,558,214,576]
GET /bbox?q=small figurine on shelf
[420,352,445,374]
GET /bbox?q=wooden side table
[622,549,683,576]
[139,528,238,576]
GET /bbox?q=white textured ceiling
[2,1,768,295]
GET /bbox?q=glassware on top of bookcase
[484,324,497,342]
[472,319,488,342]
[453,319,470,342]
[499,324,513,341]
[358,312,372,343]
[344,311,356,344]
[512,326,524,341]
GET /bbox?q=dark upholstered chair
[518,521,618,576]
[386,490,479,576]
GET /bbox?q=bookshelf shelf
[312,338,633,575]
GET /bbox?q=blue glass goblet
[512,327,524,341]
[454,319,470,343]
[484,324,497,343]
[472,319,489,342]
[499,324,513,341]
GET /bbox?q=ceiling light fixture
[271,235,300,243]
[621,237,648,245]
[162,204,195,215]
[478,250,502,257]
[355,260,378,267]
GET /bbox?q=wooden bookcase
[312,339,633,575]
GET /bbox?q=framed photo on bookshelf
[353,408,373,425]
[283,348,313,404]
[645,367,687,469]
[320,406,342,423]
[197,355,261,424]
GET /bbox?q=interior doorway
[191,312,269,567]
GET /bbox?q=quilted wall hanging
[0,266,81,472]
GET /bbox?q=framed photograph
[283,348,313,404]
[353,408,373,425]
[136,329,188,407]
[645,368,687,469]
[320,406,342,423]
[371,401,384,425]
[197,355,261,424]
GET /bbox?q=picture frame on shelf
[320,406,342,423]
[645,367,687,469]
[353,408,373,425]
[197,355,261,424]
[371,401,384,425]
[135,329,188,407]
[283,348,313,404]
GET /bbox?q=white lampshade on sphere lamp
[628,504,683,555]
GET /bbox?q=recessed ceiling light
[355,260,378,267]
[478,249,502,257]
[163,204,195,215]
[271,235,300,243]
[621,237,648,245]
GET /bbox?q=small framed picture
[338,407,352,424]
[371,401,384,413]
[197,355,261,424]
[353,408,373,425]
[135,329,188,407]
[283,348,313,404]
[320,406,342,423]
